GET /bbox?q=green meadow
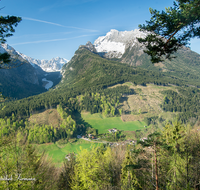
[36,113,145,165]
[36,139,100,165]
[81,112,145,134]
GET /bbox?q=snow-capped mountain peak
[93,29,147,59]
[0,43,20,56]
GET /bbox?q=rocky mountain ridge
[17,52,69,72]
[93,29,147,59]
[0,43,69,72]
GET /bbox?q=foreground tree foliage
[56,122,200,190]
[0,134,58,190]
[0,15,21,68]
[138,0,200,63]
[0,5,21,101]
[1,122,200,189]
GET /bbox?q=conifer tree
[0,14,21,67]
[161,121,187,189]
[0,134,58,190]
[138,132,169,190]
[121,149,140,190]
[138,0,200,63]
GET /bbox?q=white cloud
[10,32,73,39]
[11,34,95,46]
[22,17,98,32]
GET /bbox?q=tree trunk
[154,144,159,190]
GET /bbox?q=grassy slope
[80,83,178,137]
[108,82,177,121]
[28,109,61,127]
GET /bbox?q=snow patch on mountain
[95,41,126,56]
[93,29,147,59]
[0,44,17,55]
[0,43,33,67]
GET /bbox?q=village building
[108,128,118,133]
[140,137,147,142]
[77,135,82,139]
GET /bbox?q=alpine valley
[0,43,69,99]
[1,28,200,135]
[1,29,200,189]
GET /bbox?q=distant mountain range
[0,43,69,72]
[0,28,200,100]
[17,52,69,72]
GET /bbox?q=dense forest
[1,81,200,146]
[0,86,133,144]
[0,46,199,140]
[160,87,200,122]
[1,121,200,190]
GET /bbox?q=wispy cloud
[22,17,98,32]
[11,32,73,39]
[11,34,96,46]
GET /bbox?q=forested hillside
[112,46,200,87]
[90,29,200,87]
[0,46,192,119]
[0,60,62,99]
[0,58,46,99]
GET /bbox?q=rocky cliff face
[0,43,40,85]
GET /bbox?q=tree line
[160,87,200,122]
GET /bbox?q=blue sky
[1,0,199,60]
